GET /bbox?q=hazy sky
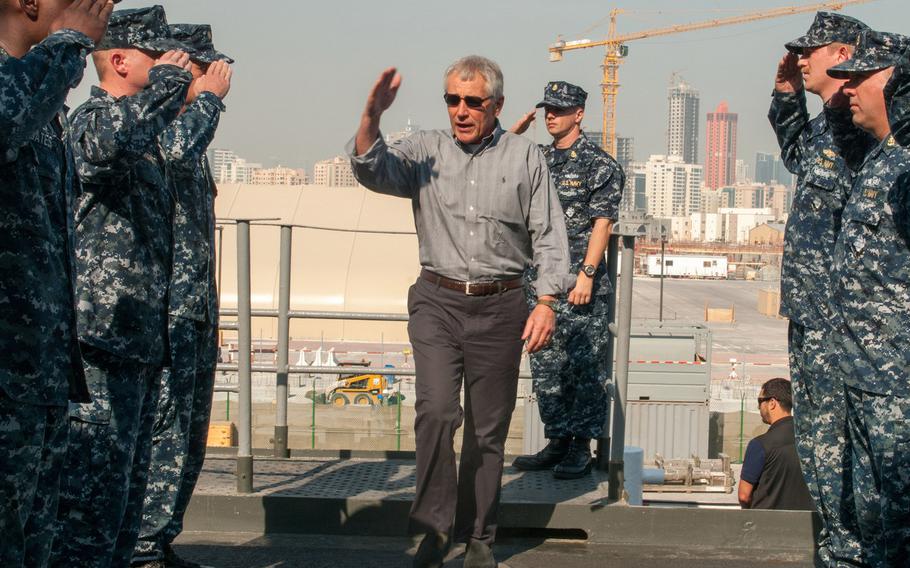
[68,0,903,173]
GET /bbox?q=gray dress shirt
[346,124,571,297]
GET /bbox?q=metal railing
[216,219,637,494]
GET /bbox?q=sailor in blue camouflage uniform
[133,24,233,568]
[511,82,623,479]
[885,47,910,147]
[825,30,910,568]
[49,7,193,567]
[0,2,114,566]
[767,12,868,566]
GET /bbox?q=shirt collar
[452,121,503,155]
[768,415,793,431]
[863,133,899,168]
[90,85,116,101]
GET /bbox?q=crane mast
[549,0,875,155]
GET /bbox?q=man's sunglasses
[443,93,491,109]
[757,396,775,406]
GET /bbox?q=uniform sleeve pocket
[804,168,837,192]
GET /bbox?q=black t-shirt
[740,416,814,511]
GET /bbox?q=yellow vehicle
[327,373,389,407]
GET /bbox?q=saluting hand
[193,60,233,100]
[365,67,401,119]
[509,110,536,135]
[50,0,115,45]
[774,52,803,94]
[155,50,192,73]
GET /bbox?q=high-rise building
[313,156,358,187]
[667,74,700,164]
[705,101,738,190]
[208,148,262,184]
[210,148,236,182]
[644,154,703,218]
[620,162,647,212]
[735,159,750,184]
[615,136,634,170]
[754,152,794,187]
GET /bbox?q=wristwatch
[581,264,597,277]
[537,299,557,313]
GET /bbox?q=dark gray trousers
[406,276,528,545]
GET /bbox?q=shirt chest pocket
[803,168,840,211]
[842,200,882,256]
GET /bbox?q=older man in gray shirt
[348,55,570,568]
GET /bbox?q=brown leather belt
[421,269,523,296]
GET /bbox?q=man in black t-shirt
[739,378,815,511]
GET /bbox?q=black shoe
[512,438,571,471]
[413,531,450,568]
[553,438,593,479]
[463,539,496,568]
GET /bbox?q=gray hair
[444,55,504,100]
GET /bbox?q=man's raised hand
[194,60,233,100]
[50,0,115,45]
[155,50,192,73]
[365,67,402,119]
[775,52,803,94]
[510,110,537,135]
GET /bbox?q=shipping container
[646,254,727,279]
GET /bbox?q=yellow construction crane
[549,0,875,156]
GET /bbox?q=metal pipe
[215,363,532,379]
[311,376,317,450]
[235,220,253,493]
[219,308,409,322]
[597,235,619,471]
[216,226,224,305]
[659,236,666,322]
[274,225,292,458]
[608,233,636,501]
[396,380,402,451]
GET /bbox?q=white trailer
[646,254,728,279]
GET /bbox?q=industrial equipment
[548,0,874,155]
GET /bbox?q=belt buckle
[465,281,479,296]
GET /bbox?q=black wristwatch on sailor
[581,264,597,278]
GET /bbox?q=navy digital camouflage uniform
[827,31,910,568]
[885,47,910,147]
[0,29,94,568]
[135,24,231,562]
[526,82,624,441]
[49,7,193,567]
[769,12,868,566]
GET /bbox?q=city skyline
[64,1,902,173]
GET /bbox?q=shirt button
[469,205,474,211]
[471,257,475,262]
[469,231,474,236]
[470,180,475,185]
